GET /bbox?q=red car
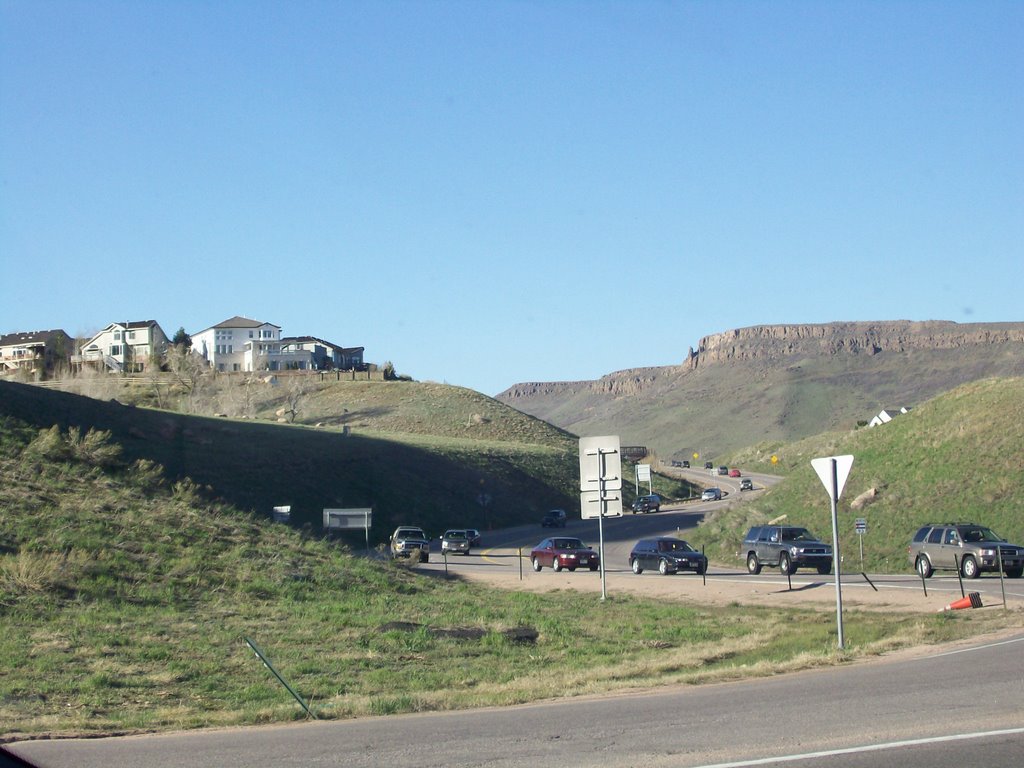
[728,468,742,477]
[530,537,600,572]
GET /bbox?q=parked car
[908,522,1024,579]
[631,494,661,514]
[389,526,430,562]
[681,460,690,468]
[743,526,832,575]
[541,509,567,528]
[441,529,471,555]
[701,487,722,501]
[530,537,599,572]
[466,528,482,546]
[629,537,707,575]
[728,468,741,477]
[739,478,754,491]
[717,466,729,475]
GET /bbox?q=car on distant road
[631,494,661,514]
[743,525,832,575]
[728,468,741,477]
[628,537,707,575]
[704,461,714,470]
[530,537,599,572]
[390,526,430,562]
[441,529,471,555]
[701,488,722,501]
[466,528,482,546]
[541,509,567,528]
[717,466,729,475]
[908,522,1024,579]
[739,478,754,491]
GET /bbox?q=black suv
[541,509,567,528]
[908,522,1024,579]
[630,494,661,514]
[743,525,832,575]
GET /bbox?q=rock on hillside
[496,320,1024,457]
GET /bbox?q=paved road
[13,633,1024,767]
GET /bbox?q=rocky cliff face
[498,320,1024,401]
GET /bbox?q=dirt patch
[451,561,1024,616]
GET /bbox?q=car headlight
[982,549,995,556]
[790,546,799,556]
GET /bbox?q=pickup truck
[390,526,430,562]
[743,525,832,575]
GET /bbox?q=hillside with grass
[0,380,581,542]
[3,399,1013,740]
[498,320,1024,461]
[688,377,1024,573]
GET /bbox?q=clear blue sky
[2,1,1021,396]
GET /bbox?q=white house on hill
[190,316,311,372]
[868,406,912,427]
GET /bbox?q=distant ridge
[496,320,1024,459]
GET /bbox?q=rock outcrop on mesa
[496,320,1024,458]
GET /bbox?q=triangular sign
[811,455,854,501]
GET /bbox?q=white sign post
[579,436,621,601]
[811,454,854,650]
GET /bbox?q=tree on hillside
[164,343,208,412]
[172,327,192,349]
[281,376,315,423]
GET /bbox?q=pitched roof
[192,316,281,335]
[0,329,72,347]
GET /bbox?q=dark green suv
[908,522,1024,579]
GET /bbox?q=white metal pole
[830,458,845,649]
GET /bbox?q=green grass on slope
[0,381,579,544]
[1,417,1012,740]
[689,378,1024,572]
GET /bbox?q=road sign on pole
[810,454,854,650]
[579,436,620,602]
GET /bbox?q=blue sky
[2,1,1021,396]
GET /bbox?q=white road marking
[691,727,1024,767]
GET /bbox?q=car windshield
[554,539,586,550]
[780,528,816,541]
[445,531,467,538]
[658,540,695,552]
[960,527,1002,542]
[397,529,423,538]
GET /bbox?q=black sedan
[629,537,707,575]
[530,537,599,572]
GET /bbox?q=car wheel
[532,557,542,572]
[817,562,831,575]
[1006,567,1023,579]
[746,553,762,575]
[589,564,599,571]
[631,558,643,575]
[659,559,670,575]
[961,555,980,579]
[916,556,933,579]
[552,558,562,572]
[779,553,794,575]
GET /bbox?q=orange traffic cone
[941,592,983,612]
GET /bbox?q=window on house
[114,331,122,341]
[110,344,122,356]
[128,331,136,340]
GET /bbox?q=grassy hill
[498,322,1024,461]
[0,380,581,543]
[5,387,1002,739]
[688,377,1024,572]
